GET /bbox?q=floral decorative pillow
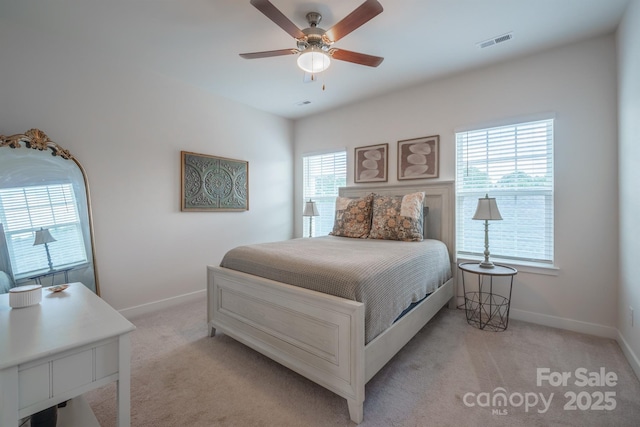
[329,194,374,238]
[369,192,425,241]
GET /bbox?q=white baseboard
[452,296,618,339]
[118,289,206,320]
[617,330,640,380]
[509,308,618,339]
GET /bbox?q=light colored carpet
[85,299,640,426]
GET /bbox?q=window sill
[14,262,88,281]
[456,256,560,276]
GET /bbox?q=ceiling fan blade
[250,0,305,39]
[240,49,298,59]
[325,0,383,43]
[331,49,384,67]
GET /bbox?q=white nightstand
[0,283,136,426]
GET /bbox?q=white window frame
[302,150,347,237]
[455,117,555,271]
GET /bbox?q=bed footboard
[207,265,366,423]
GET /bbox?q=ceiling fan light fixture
[297,48,330,73]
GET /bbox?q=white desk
[0,283,135,426]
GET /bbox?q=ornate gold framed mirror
[0,129,99,295]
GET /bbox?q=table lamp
[472,194,502,268]
[303,200,319,238]
[34,227,56,271]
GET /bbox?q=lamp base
[478,260,495,269]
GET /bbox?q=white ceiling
[1,0,630,119]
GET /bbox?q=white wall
[294,35,619,336]
[617,0,640,376]
[0,21,294,313]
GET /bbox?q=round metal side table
[459,262,517,331]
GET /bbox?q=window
[456,118,554,265]
[0,183,87,278]
[303,151,347,236]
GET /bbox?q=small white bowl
[9,284,43,308]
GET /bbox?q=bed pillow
[329,193,374,238]
[369,192,425,241]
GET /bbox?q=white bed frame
[207,182,455,423]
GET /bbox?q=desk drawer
[19,338,119,411]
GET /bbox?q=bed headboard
[339,181,455,262]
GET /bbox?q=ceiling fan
[240,0,384,75]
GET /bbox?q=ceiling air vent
[477,32,514,49]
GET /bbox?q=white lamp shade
[472,196,503,221]
[297,48,331,73]
[303,200,319,217]
[33,228,56,245]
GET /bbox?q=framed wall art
[397,135,439,180]
[354,143,388,183]
[181,151,248,211]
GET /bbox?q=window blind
[303,151,347,236]
[456,119,554,264]
[0,183,87,277]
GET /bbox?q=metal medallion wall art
[181,151,248,211]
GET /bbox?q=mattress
[220,236,452,343]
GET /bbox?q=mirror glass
[0,131,99,295]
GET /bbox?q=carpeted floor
[85,298,640,426]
